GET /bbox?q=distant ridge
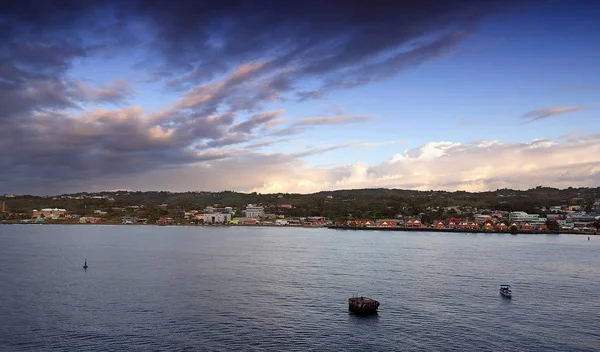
[2,187,598,223]
[5,185,599,198]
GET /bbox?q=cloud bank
[5,132,600,195]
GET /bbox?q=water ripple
[0,225,599,351]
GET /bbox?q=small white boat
[499,284,512,298]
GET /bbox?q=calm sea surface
[0,225,599,351]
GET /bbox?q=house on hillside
[243,204,264,219]
[32,208,67,219]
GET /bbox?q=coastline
[326,225,597,236]
[1,221,597,235]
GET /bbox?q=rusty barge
[348,296,380,315]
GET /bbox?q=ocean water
[0,225,599,351]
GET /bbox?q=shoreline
[326,225,597,236]
[1,221,597,235]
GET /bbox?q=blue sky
[1,0,599,195]
[236,2,599,166]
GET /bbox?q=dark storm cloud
[0,0,527,190]
[136,0,506,78]
[0,107,237,185]
[126,0,518,144]
[12,42,86,72]
[296,30,471,100]
[0,1,134,118]
[131,0,517,114]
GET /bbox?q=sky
[1,0,599,195]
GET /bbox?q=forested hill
[2,187,600,221]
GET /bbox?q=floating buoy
[83,258,88,269]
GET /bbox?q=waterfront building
[566,213,600,228]
[473,214,493,224]
[377,219,397,227]
[508,211,547,227]
[405,219,422,227]
[306,217,332,226]
[79,217,102,224]
[275,219,289,225]
[157,217,174,225]
[121,216,138,224]
[203,212,232,224]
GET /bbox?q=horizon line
[2,186,597,198]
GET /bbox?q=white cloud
[267,134,600,192]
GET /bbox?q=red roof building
[405,219,422,227]
[378,220,397,227]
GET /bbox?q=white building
[508,211,547,226]
[32,208,67,219]
[203,212,232,224]
[243,204,264,219]
[204,206,234,214]
[557,219,572,229]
